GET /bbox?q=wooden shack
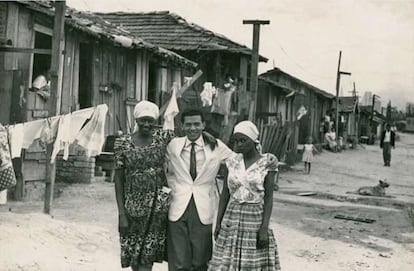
[259,68,334,145]
[0,1,196,198]
[97,11,268,138]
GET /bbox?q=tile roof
[96,11,268,61]
[14,1,197,67]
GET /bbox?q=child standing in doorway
[302,136,318,174]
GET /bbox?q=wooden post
[243,20,269,122]
[44,0,65,215]
[334,51,351,138]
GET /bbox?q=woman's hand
[214,225,221,241]
[118,214,129,236]
[256,227,269,249]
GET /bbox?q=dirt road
[1,133,413,270]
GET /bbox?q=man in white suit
[166,108,233,271]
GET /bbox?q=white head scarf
[233,121,260,143]
[134,101,159,120]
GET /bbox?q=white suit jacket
[166,136,233,224]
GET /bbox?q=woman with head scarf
[113,101,175,271]
[208,121,281,270]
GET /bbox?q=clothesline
[5,104,108,164]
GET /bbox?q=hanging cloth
[200,82,216,107]
[51,114,72,163]
[0,124,16,191]
[8,124,24,158]
[75,104,108,157]
[163,83,180,130]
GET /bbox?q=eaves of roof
[258,76,292,94]
[260,68,334,99]
[14,1,197,68]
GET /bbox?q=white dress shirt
[384,131,391,143]
[180,136,206,176]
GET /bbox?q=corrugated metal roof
[260,68,334,99]
[96,11,268,62]
[15,1,197,67]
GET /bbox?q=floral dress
[114,128,174,268]
[208,153,281,271]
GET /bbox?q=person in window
[30,69,51,101]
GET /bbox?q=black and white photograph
[0,0,413,270]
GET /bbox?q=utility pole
[335,51,351,138]
[243,20,269,122]
[370,94,380,125]
[44,0,65,215]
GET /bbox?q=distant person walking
[380,124,395,167]
[302,136,319,174]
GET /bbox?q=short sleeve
[113,136,127,169]
[162,129,176,145]
[217,140,235,163]
[265,153,278,172]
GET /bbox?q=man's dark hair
[180,108,205,123]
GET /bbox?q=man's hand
[118,214,129,236]
[202,131,218,150]
[265,153,278,171]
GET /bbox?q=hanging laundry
[67,107,95,143]
[21,119,45,149]
[75,104,108,157]
[163,83,180,130]
[8,123,24,158]
[0,124,16,192]
[211,88,234,115]
[200,82,216,107]
[296,106,307,120]
[51,114,72,163]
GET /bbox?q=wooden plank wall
[61,30,76,114]
[91,44,128,136]
[9,4,33,122]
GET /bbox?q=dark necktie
[190,142,197,180]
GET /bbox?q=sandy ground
[1,133,413,271]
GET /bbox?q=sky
[67,0,414,111]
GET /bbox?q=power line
[80,0,91,10]
[274,41,335,80]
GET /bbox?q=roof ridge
[98,10,251,50]
[166,12,250,49]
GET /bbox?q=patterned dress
[114,129,174,268]
[208,153,281,271]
